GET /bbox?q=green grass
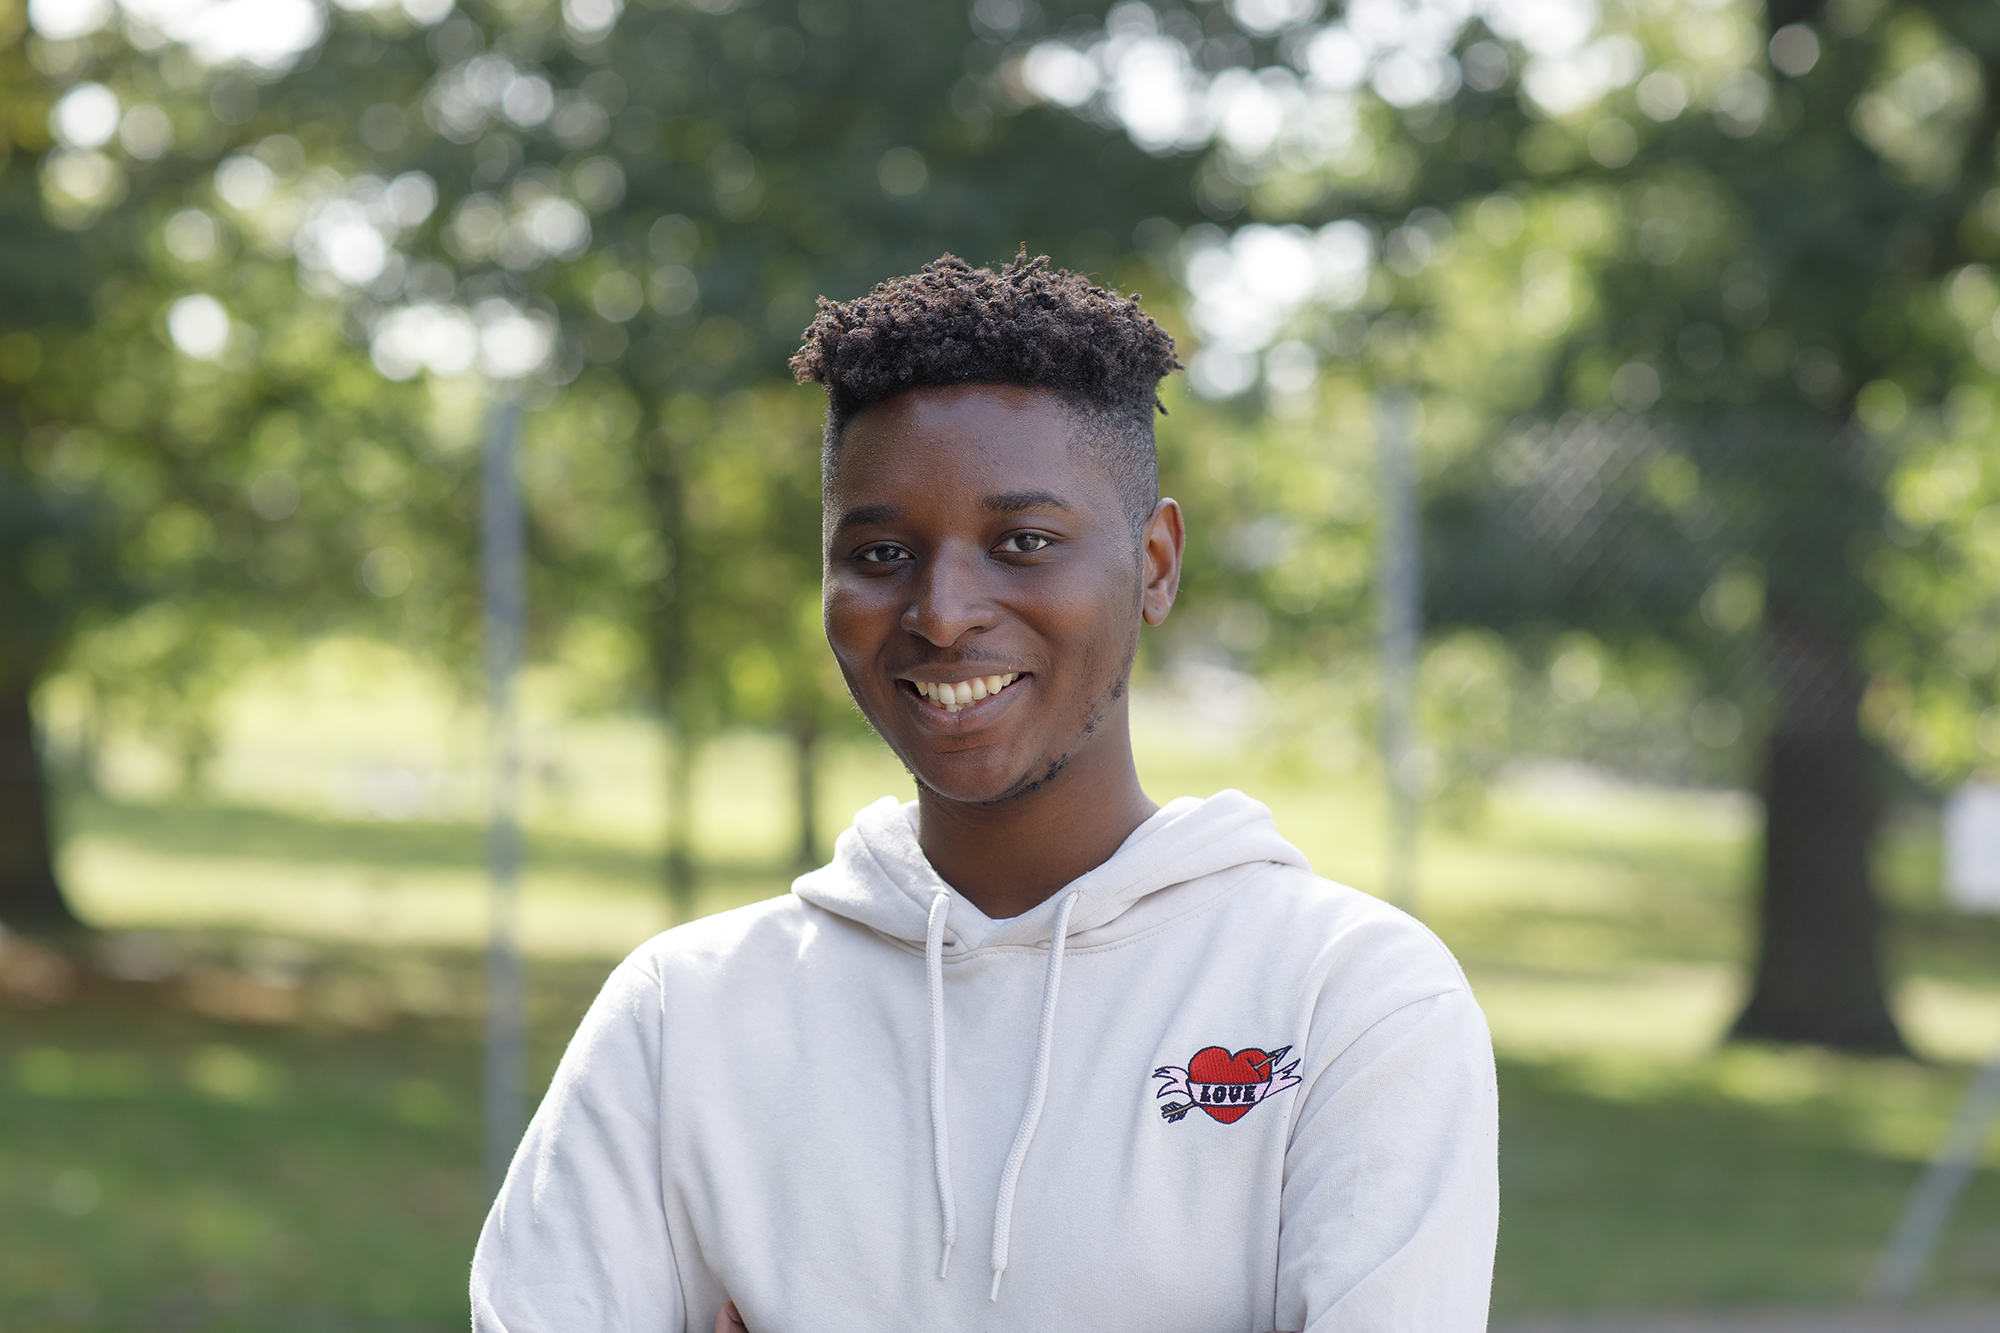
[5,993,486,1332]
[12,649,2000,1327]
[2,946,630,1333]
[2,941,654,1328]
[1495,1054,2000,1312]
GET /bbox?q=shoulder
[616,892,862,990]
[1220,861,1475,1023]
[1220,861,1461,968]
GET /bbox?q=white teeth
[912,673,1020,712]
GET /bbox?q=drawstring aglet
[938,1242,953,1280]
[989,1269,1004,1302]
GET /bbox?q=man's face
[822,384,1179,805]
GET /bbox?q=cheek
[822,579,889,667]
[1046,568,1142,661]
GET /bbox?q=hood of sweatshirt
[793,787,1312,952]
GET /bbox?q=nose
[901,545,998,647]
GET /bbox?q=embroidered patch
[1153,1045,1302,1124]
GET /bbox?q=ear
[1140,498,1184,627]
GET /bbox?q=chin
[908,750,1065,807]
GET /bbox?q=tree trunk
[75,673,104,793]
[0,666,85,934]
[791,718,820,872]
[1730,609,1906,1053]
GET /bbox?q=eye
[994,532,1052,555]
[856,543,909,564]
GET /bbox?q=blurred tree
[4,0,1228,930]
[693,383,846,870]
[32,0,1989,1059]
[0,1,458,932]
[1,13,119,931]
[1006,0,2000,1050]
[0,474,118,933]
[271,0,1219,902]
[1409,0,2000,1052]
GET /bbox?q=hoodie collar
[791,789,1310,952]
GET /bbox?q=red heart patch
[1186,1046,1273,1124]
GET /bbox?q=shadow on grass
[1444,905,1746,975]
[1892,909,2000,989]
[0,955,617,1333]
[57,790,794,897]
[1421,807,1755,974]
[1495,1056,2000,1315]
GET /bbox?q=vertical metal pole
[482,397,527,1199]
[1869,1036,2000,1304]
[1375,390,1421,916]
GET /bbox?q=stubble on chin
[909,665,1130,808]
[905,749,1070,806]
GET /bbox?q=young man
[471,254,1497,1332]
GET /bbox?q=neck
[915,704,1157,919]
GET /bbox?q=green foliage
[1,12,470,777]
[1388,0,2000,788]
[1052,0,2000,792]
[11,0,2000,863]
[0,469,123,678]
[200,0,1233,837]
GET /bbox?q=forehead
[827,384,1109,499]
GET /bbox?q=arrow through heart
[1154,1044,1301,1124]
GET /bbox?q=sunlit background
[5,0,2000,1326]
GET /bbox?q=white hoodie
[471,790,1497,1333]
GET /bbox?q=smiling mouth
[907,672,1023,714]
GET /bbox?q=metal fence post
[1375,389,1421,917]
[482,396,527,1200]
[1869,1037,2000,1304]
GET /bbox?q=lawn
[9,651,2000,1329]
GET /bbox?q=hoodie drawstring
[923,888,1084,1303]
[925,891,957,1281]
[988,889,1080,1302]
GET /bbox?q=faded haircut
[789,251,1182,536]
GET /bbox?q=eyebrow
[832,490,1073,533]
[833,502,902,533]
[982,489,1074,515]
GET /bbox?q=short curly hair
[791,252,1182,536]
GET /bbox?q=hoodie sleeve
[1274,985,1499,1333]
[471,955,686,1333]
